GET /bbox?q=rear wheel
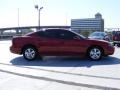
[23,46,38,61]
[88,47,102,60]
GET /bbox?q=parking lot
[0,40,120,90]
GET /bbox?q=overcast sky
[0,0,120,28]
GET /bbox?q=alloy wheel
[23,47,37,60]
[89,47,102,60]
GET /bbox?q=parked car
[112,31,120,47]
[88,31,110,41]
[10,29,114,61]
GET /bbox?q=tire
[113,43,116,46]
[88,47,102,60]
[117,44,120,47]
[23,46,38,61]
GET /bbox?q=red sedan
[10,29,114,61]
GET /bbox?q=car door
[36,30,63,55]
[57,30,87,55]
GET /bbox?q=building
[71,13,104,37]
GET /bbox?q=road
[0,40,120,90]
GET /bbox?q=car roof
[44,29,69,31]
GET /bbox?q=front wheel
[88,47,102,60]
[23,46,38,61]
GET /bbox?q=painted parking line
[0,63,120,90]
[0,69,119,90]
[0,62,120,81]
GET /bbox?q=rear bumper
[10,46,21,54]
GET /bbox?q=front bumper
[105,45,115,55]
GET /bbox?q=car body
[10,29,114,61]
[112,31,120,47]
[88,31,110,41]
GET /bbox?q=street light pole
[35,5,43,31]
[18,8,19,27]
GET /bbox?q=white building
[71,13,104,36]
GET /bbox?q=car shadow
[10,56,120,68]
